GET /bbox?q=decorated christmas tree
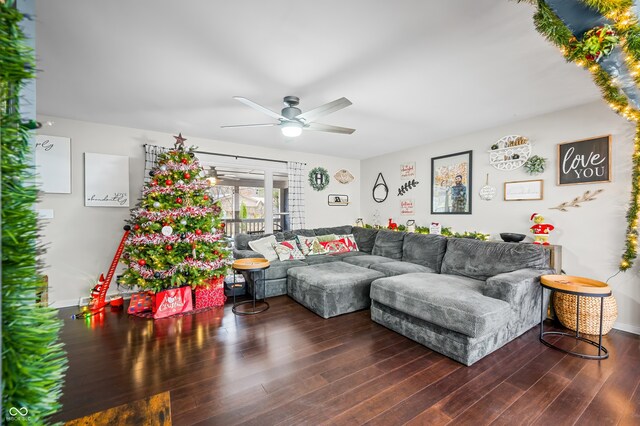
[121,135,229,311]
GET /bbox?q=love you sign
[557,136,611,185]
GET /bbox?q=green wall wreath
[308,167,330,191]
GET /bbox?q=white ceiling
[35,0,601,160]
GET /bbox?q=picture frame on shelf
[557,135,611,185]
[504,179,544,201]
[431,150,472,214]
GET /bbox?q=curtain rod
[143,144,306,166]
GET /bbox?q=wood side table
[540,275,611,360]
[231,258,270,315]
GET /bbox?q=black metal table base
[540,286,608,360]
[540,330,609,360]
[232,268,269,316]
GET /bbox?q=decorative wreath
[308,167,330,191]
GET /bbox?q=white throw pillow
[248,235,278,262]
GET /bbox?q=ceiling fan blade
[233,96,285,120]
[296,97,352,123]
[221,123,276,129]
[305,122,356,134]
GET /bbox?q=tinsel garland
[526,0,640,271]
[128,258,229,279]
[133,205,221,221]
[154,159,202,173]
[126,232,223,246]
[1,1,67,422]
[142,180,211,195]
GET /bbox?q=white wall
[360,101,640,334]
[36,116,360,307]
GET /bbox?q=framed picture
[328,194,349,206]
[557,135,611,185]
[400,162,416,180]
[431,150,472,214]
[35,135,71,194]
[84,153,130,207]
[504,179,544,201]
[400,199,414,215]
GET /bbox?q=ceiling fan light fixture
[207,167,218,186]
[281,121,303,137]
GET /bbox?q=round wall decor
[372,172,389,203]
[308,167,330,191]
[489,135,531,171]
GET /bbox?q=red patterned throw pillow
[273,240,306,261]
[336,234,359,252]
[320,239,350,254]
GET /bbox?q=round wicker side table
[540,275,611,360]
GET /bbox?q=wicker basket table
[540,275,611,360]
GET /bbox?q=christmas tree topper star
[173,133,187,149]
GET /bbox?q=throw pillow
[320,239,350,254]
[316,233,337,243]
[296,235,327,256]
[248,235,278,262]
[273,240,306,261]
[336,234,359,252]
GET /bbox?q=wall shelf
[488,135,531,171]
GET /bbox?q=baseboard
[50,291,136,309]
[50,299,81,309]
[613,321,640,335]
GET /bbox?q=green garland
[1,1,67,423]
[308,167,330,191]
[525,0,640,271]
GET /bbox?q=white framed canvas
[84,153,130,207]
[35,135,71,193]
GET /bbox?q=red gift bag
[195,277,226,309]
[127,291,155,314]
[153,286,193,319]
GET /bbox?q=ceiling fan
[206,166,240,184]
[222,95,355,137]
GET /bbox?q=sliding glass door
[204,158,289,237]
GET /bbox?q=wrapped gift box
[127,291,155,314]
[195,277,227,309]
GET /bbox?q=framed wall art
[504,179,544,201]
[400,199,415,215]
[328,194,349,206]
[400,162,416,180]
[84,153,130,207]
[431,150,472,214]
[35,135,71,193]
[557,135,611,185]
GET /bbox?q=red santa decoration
[529,213,554,245]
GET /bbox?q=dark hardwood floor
[51,295,640,425]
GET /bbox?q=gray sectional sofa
[233,225,554,366]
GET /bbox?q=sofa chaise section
[370,238,554,365]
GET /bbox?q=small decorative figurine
[529,212,554,245]
[388,218,398,231]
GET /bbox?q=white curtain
[287,161,306,230]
